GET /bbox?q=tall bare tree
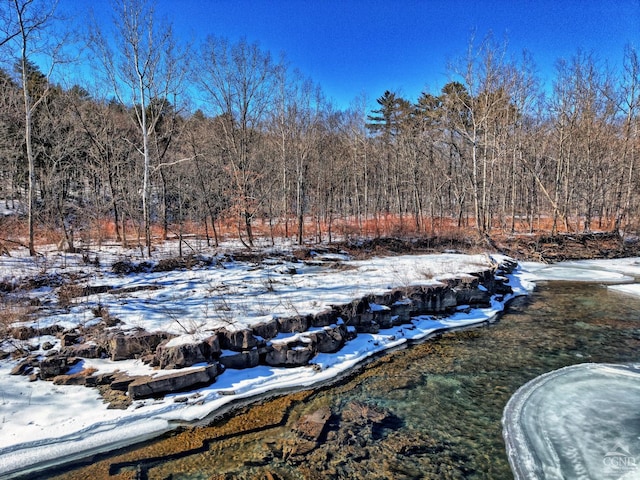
[90,0,186,256]
[198,37,278,247]
[2,0,64,255]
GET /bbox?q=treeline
[1,0,639,256]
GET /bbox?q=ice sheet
[503,363,640,480]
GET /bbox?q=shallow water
[48,281,640,480]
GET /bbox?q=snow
[0,245,638,478]
[503,363,640,480]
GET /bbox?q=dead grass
[0,213,630,257]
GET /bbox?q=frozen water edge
[0,264,531,479]
[503,363,640,480]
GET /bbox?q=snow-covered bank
[2,251,640,478]
[0,250,525,478]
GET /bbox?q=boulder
[388,298,414,324]
[155,341,207,369]
[310,309,340,327]
[62,342,103,359]
[265,339,316,367]
[218,328,258,352]
[127,364,221,400]
[294,406,332,441]
[251,319,279,340]
[307,324,347,353]
[282,406,332,459]
[219,349,260,369]
[61,333,80,347]
[10,356,37,376]
[110,373,137,391]
[108,330,169,361]
[370,304,394,329]
[11,326,37,340]
[276,315,310,334]
[154,335,220,369]
[39,355,77,379]
[406,284,457,313]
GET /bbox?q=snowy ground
[0,242,639,478]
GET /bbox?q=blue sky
[64,0,639,109]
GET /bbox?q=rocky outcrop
[127,363,222,400]
[153,335,220,369]
[307,323,348,353]
[7,256,517,402]
[109,330,170,361]
[265,339,316,367]
[218,328,260,352]
[39,355,79,379]
[219,348,261,369]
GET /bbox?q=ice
[609,284,640,298]
[503,363,640,480]
[520,261,635,284]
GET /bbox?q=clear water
[49,281,640,480]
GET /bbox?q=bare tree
[90,0,187,256]
[197,37,278,247]
[2,0,64,255]
[615,45,640,232]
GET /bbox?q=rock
[41,341,54,351]
[62,342,103,359]
[108,330,169,361]
[218,328,258,352]
[283,407,332,459]
[406,284,458,314]
[10,357,36,375]
[294,407,332,441]
[219,349,260,369]
[307,324,347,353]
[276,315,310,334]
[154,337,221,369]
[252,319,279,340]
[388,298,414,324]
[61,333,80,347]
[53,373,88,386]
[265,339,316,367]
[11,326,36,340]
[39,355,74,379]
[110,373,137,391]
[341,400,391,425]
[94,372,115,385]
[127,363,221,400]
[310,309,340,327]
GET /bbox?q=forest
[1,0,639,257]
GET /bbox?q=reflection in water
[49,282,640,480]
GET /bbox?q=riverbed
[44,280,640,479]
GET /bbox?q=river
[45,280,640,480]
